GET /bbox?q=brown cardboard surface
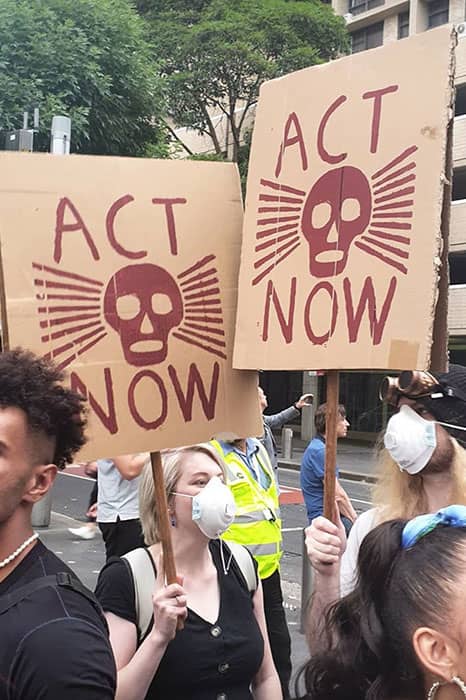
[233,26,455,371]
[0,153,261,459]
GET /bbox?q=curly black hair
[0,348,87,468]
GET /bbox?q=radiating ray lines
[176,255,226,359]
[359,145,418,274]
[252,178,305,286]
[33,262,107,370]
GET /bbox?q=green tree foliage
[0,0,167,156]
[139,0,349,161]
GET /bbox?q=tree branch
[199,101,222,154]
[164,121,195,156]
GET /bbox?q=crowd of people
[1,348,466,699]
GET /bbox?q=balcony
[451,201,466,250]
[341,0,407,31]
[448,285,466,335]
[349,0,384,15]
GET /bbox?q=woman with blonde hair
[304,365,466,650]
[95,443,281,700]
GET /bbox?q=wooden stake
[150,450,183,630]
[323,370,339,522]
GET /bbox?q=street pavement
[39,438,376,693]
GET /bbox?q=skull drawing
[103,263,183,366]
[301,166,372,278]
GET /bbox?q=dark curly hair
[297,518,466,700]
[0,348,87,468]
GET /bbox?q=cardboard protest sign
[0,153,261,458]
[233,25,455,371]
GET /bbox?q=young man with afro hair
[0,349,116,700]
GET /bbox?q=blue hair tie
[401,505,466,549]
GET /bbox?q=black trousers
[262,568,292,699]
[98,518,145,560]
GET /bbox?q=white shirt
[340,508,378,596]
[97,458,141,523]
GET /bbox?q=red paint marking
[181,277,219,294]
[371,161,415,187]
[33,262,103,287]
[254,237,300,270]
[179,268,217,288]
[184,287,220,302]
[373,173,415,196]
[279,485,304,505]
[173,331,227,359]
[257,206,301,214]
[178,255,216,279]
[355,241,408,274]
[260,179,306,197]
[259,194,304,204]
[367,229,411,245]
[183,322,225,336]
[184,300,222,310]
[371,145,418,180]
[256,223,298,240]
[252,242,300,286]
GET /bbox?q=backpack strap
[121,543,257,643]
[0,572,107,629]
[122,548,156,643]
[224,540,258,593]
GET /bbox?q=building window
[398,11,410,38]
[351,22,384,53]
[427,0,449,28]
[349,0,384,15]
[453,168,466,201]
[449,337,466,366]
[450,253,466,285]
[456,85,466,117]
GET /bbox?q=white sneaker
[68,526,97,540]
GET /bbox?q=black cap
[420,364,466,447]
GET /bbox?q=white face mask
[384,404,437,475]
[173,476,236,539]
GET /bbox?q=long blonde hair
[138,443,227,546]
[371,438,466,523]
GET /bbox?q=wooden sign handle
[150,450,183,630]
[323,370,339,523]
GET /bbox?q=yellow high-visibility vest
[210,439,282,580]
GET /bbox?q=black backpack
[0,571,107,629]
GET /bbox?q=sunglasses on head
[379,370,442,406]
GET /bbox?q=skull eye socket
[116,294,141,321]
[311,202,333,230]
[340,197,361,222]
[152,293,174,315]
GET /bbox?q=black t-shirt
[95,540,264,700]
[0,540,116,700]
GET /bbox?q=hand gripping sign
[233,26,455,373]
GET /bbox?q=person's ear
[23,464,58,503]
[412,626,458,683]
